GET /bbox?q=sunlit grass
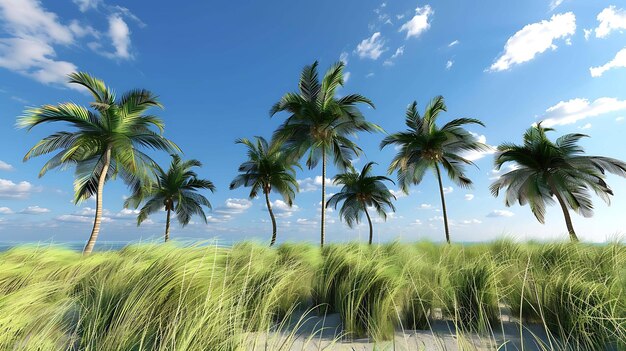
[0,240,624,350]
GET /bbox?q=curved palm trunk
[554,191,579,242]
[364,206,373,245]
[548,179,579,242]
[435,164,451,244]
[264,189,277,246]
[164,208,172,243]
[320,152,326,248]
[83,146,112,255]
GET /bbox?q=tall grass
[0,240,624,350]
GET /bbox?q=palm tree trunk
[320,151,326,248]
[364,206,373,245]
[164,207,171,243]
[435,164,451,244]
[553,190,579,242]
[83,146,112,255]
[265,189,277,246]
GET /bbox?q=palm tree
[18,72,178,255]
[271,61,380,247]
[229,137,299,246]
[326,162,396,245]
[490,123,626,242]
[380,96,488,244]
[125,154,215,242]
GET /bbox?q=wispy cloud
[19,205,50,214]
[590,48,626,77]
[356,32,387,60]
[489,12,576,72]
[399,5,433,39]
[487,209,514,218]
[0,160,13,171]
[540,97,626,127]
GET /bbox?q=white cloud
[412,219,422,225]
[115,208,139,218]
[343,71,351,83]
[270,199,299,218]
[590,48,626,77]
[73,0,101,12]
[339,51,349,65]
[0,160,13,171]
[445,60,453,70]
[296,218,317,226]
[448,40,459,47]
[460,132,495,161]
[428,215,443,222]
[106,14,132,59]
[69,20,99,38]
[19,205,50,214]
[383,46,405,66]
[487,209,514,218]
[419,203,433,209]
[297,177,339,192]
[0,206,13,214]
[0,0,73,44]
[366,72,375,78]
[0,0,82,87]
[443,186,453,194]
[56,214,111,223]
[356,32,386,60]
[541,97,626,127]
[389,189,406,199]
[461,219,482,225]
[549,0,564,11]
[490,12,576,72]
[0,178,39,199]
[464,194,474,201]
[617,116,624,122]
[399,5,433,39]
[584,29,592,40]
[215,198,252,215]
[595,6,626,39]
[578,123,592,130]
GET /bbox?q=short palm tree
[380,96,488,244]
[271,61,380,247]
[125,154,215,242]
[230,137,299,246]
[490,123,626,242]
[326,162,396,245]
[18,72,178,255]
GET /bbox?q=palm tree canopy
[490,123,626,223]
[326,162,396,227]
[17,72,179,204]
[380,96,488,192]
[271,61,381,170]
[125,154,215,226]
[229,136,299,204]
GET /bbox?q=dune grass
[0,240,624,350]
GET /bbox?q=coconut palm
[230,137,299,246]
[125,154,215,242]
[271,61,380,247]
[380,96,488,244]
[326,162,396,245]
[18,72,178,255]
[490,123,626,242]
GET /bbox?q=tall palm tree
[18,72,178,255]
[229,137,299,246]
[490,123,626,242]
[271,61,380,247]
[380,96,488,244]
[125,154,215,242]
[326,162,396,245]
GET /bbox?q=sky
[0,0,625,245]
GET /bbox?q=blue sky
[1,0,625,244]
